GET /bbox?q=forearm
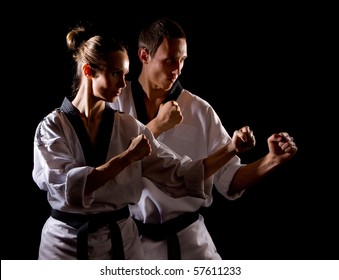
[146,119,163,138]
[227,153,281,196]
[146,117,179,138]
[85,151,134,195]
[203,143,238,179]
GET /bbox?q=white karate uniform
[110,80,245,259]
[32,97,211,260]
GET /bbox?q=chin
[163,82,174,90]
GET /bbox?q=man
[111,17,297,259]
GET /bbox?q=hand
[127,134,152,161]
[267,132,298,161]
[232,126,256,153]
[156,100,183,131]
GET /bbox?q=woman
[32,25,255,260]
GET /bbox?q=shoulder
[38,108,65,129]
[34,109,66,143]
[114,110,145,129]
[179,89,212,107]
[179,89,217,115]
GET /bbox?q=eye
[165,58,173,65]
[165,57,186,66]
[111,71,122,78]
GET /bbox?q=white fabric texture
[110,81,245,259]
[32,98,210,259]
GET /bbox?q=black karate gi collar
[131,79,183,125]
[59,96,114,167]
[56,97,127,260]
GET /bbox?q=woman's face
[92,50,130,102]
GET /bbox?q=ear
[82,64,93,77]
[138,48,150,63]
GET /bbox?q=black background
[3,4,337,260]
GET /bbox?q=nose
[118,76,127,89]
[172,61,183,76]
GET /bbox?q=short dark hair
[138,18,186,57]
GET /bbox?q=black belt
[51,206,129,260]
[133,211,199,260]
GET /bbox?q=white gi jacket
[110,80,245,259]
[32,97,211,260]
